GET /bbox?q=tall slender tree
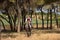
[47,9,49,29]
[35,13,38,29]
[54,6,58,28]
[50,9,52,29]
[40,5,44,29]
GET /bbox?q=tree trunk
[17,15,20,33]
[14,14,17,31]
[0,20,5,30]
[30,11,33,28]
[17,4,21,33]
[50,9,52,29]
[47,9,49,29]
[41,7,44,29]
[8,8,14,31]
[54,8,58,28]
[35,13,38,29]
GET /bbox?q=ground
[1,29,60,40]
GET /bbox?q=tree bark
[35,13,38,29]
[0,19,5,30]
[50,9,52,29]
[47,9,49,29]
[54,8,58,28]
[41,7,44,29]
[17,3,21,33]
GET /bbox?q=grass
[1,29,60,40]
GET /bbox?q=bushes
[44,0,60,4]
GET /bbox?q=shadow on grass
[1,29,17,33]
[32,28,60,34]
[1,30,18,38]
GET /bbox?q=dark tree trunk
[21,8,26,30]
[50,9,52,29]
[54,8,58,28]
[41,7,44,29]
[35,13,38,29]
[22,12,24,30]
[8,14,13,31]
[5,8,13,31]
[30,11,33,28]
[13,14,17,31]
[47,9,49,29]
[0,20,5,30]
[23,14,26,29]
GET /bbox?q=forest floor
[1,29,60,40]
